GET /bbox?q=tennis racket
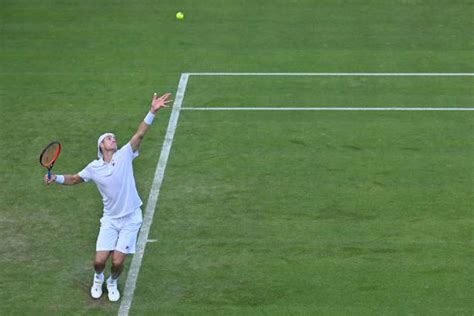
[39,141,62,180]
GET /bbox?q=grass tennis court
[129,74,473,314]
[1,0,473,315]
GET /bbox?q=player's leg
[91,217,119,299]
[106,209,143,302]
[90,251,111,299]
[111,250,127,279]
[106,251,126,302]
[94,250,111,273]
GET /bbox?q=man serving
[44,92,172,301]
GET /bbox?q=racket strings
[40,144,60,167]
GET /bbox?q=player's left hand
[150,92,173,113]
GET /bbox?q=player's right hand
[44,174,57,185]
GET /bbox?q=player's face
[102,135,117,152]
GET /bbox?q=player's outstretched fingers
[162,93,173,106]
[159,92,171,101]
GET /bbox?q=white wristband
[144,111,155,125]
[56,175,65,184]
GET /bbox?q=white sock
[107,276,117,284]
[94,272,104,281]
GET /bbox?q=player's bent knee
[111,260,124,269]
[112,254,126,267]
[93,252,109,269]
[94,259,106,269]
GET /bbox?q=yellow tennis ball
[176,12,184,20]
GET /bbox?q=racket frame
[39,141,62,180]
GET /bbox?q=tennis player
[44,92,172,302]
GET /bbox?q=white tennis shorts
[96,208,143,254]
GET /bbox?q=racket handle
[48,169,51,180]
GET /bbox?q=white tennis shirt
[78,143,143,218]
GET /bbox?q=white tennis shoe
[107,277,120,302]
[90,274,104,299]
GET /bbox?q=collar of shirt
[100,154,116,166]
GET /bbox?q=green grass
[1,0,473,314]
[184,76,474,108]
[132,110,473,314]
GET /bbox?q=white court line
[118,73,189,316]
[1,72,472,76]
[183,107,474,111]
[187,72,474,76]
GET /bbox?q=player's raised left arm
[129,92,173,152]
